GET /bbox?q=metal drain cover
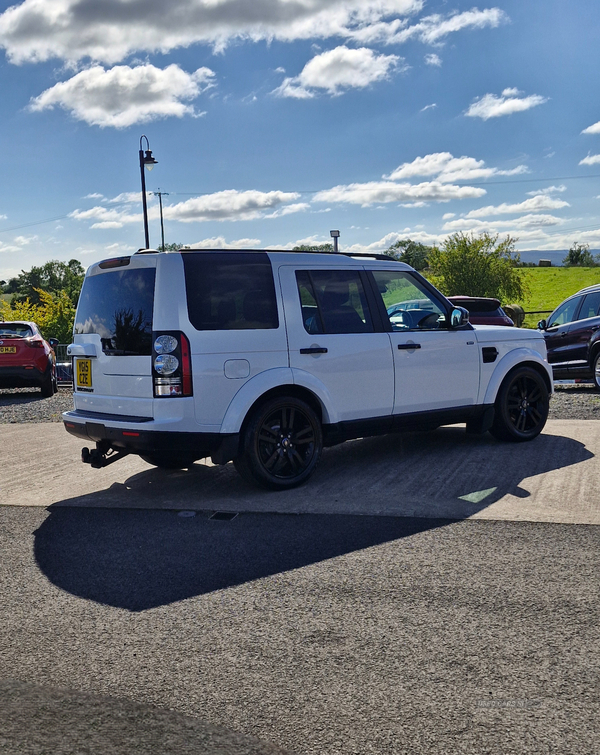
[209,511,238,521]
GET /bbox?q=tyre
[593,351,600,391]
[489,366,549,442]
[234,396,323,490]
[140,454,195,469]
[40,370,54,398]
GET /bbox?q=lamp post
[153,189,169,251]
[330,229,340,253]
[139,135,158,249]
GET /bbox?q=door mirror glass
[450,307,469,328]
[48,338,59,348]
[537,319,547,331]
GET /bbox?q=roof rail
[173,247,393,261]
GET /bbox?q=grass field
[518,267,600,327]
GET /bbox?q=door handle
[300,347,328,354]
[397,343,421,350]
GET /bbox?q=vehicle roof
[447,296,502,310]
[0,321,37,327]
[95,249,415,272]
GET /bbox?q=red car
[446,296,514,326]
[0,321,58,397]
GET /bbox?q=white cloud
[442,214,564,232]
[185,236,261,249]
[164,190,301,222]
[579,154,600,166]
[28,64,215,128]
[420,103,437,112]
[313,180,486,206]
[0,0,423,64]
[582,121,600,135]
[463,195,570,219]
[424,53,441,66]
[274,46,401,98]
[526,185,566,196]
[350,7,507,46]
[70,188,302,227]
[465,88,547,120]
[442,213,455,220]
[385,152,528,183]
[84,192,104,200]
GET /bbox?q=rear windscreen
[183,252,279,331]
[0,323,33,337]
[74,267,156,355]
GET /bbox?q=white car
[63,249,552,489]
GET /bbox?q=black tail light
[152,331,193,398]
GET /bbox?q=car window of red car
[0,324,33,337]
[576,291,600,320]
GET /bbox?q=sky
[1,0,600,281]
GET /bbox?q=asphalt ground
[0,507,598,755]
[1,393,599,754]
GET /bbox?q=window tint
[548,297,581,328]
[75,267,155,355]
[576,291,600,320]
[183,252,278,331]
[296,270,373,334]
[0,323,33,338]
[372,271,446,331]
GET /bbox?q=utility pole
[153,189,169,251]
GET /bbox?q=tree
[292,243,334,252]
[562,242,599,267]
[158,242,186,252]
[7,259,85,306]
[427,232,526,302]
[384,239,432,270]
[0,288,76,343]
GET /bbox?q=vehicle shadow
[34,508,451,611]
[33,427,594,610]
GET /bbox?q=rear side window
[75,267,156,355]
[183,252,279,331]
[576,291,600,320]
[296,270,374,334]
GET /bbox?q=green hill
[518,267,600,327]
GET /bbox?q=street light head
[144,150,158,171]
[330,230,340,238]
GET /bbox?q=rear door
[281,266,395,423]
[72,256,157,416]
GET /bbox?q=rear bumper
[62,410,238,463]
[0,365,47,388]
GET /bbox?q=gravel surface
[1,382,599,423]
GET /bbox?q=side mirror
[450,306,469,329]
[48,338,59,348]
[537,319,547,331]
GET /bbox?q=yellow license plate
[0,346,16,353]
[76,359,92,389]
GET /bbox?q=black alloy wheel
[234,396,323,490]
[490,366,549,442]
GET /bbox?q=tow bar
[81,441,130,469]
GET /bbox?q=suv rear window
[0,323,33,338]
[74,267,156,355]
[183,252,279,331]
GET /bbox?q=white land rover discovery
[63,249,552,490]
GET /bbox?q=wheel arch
[219,368,329,434]
[483,351,553,405]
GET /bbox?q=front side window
[296,270,373,334]
[576,291,600,321]
[184,252,279,331]
[75,267,155,355]
[372,271,446,331]
[548,297,582,328]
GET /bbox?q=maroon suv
[0,321,58,397]
[447,297,514,327]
